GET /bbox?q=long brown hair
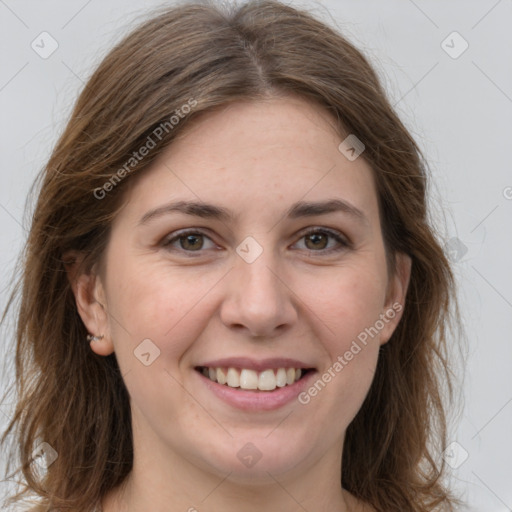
[1,1,461,510]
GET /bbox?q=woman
[1,1,460,510]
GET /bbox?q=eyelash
[161,227,350,257]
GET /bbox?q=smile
[196,366,313,392]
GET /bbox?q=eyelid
[161,228,219,254]
[162,226,351,256]
[292,226,351,252]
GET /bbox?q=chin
[192,435,313,483]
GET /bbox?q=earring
[87,334,105,342]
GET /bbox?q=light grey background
[1,1,511,510]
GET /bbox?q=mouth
[194,366,315,392]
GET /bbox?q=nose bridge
[220,236,296,336]
[239,247,281,302]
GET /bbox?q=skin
[70,96,411,512]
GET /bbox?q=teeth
[276,368,287,387]
[258,369,277,391]
[240,369,258,389]
[217,367,227,385]
[201,366,307,391]
[226,368,239,388]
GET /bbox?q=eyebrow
[138,198,368,226]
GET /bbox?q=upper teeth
[201,367,303,391]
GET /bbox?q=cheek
[295,264,386,418]
[302,263,387,348]
[105,257,220,366]
[103,260,220,424]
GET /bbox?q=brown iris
[179,234,204,251]
[304,232,329,250]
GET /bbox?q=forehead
[120,96,380,226]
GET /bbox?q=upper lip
[197,357,315,372]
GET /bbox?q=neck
[103,443,352,512]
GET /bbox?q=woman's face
[77,96,409,484]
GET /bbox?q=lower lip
[195,369,317,411]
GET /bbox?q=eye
[293,228,349,253]
[161,227,350,256]
[162,229,217,253]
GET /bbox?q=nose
[219,246,298,338]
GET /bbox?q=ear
[379,252,412,345]
[64,251,115,356]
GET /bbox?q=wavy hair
[1,1,461,510]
